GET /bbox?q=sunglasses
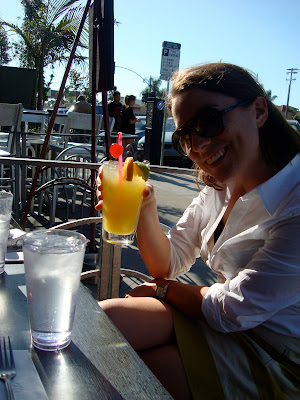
[172,99,252,157]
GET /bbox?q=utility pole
[285,68,300,118]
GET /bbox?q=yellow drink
[102,161,146,244]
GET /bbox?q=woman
[96,63,300,399]
[121,94,141,149]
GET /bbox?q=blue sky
[1,0,300,109]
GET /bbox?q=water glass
[0,191,13,274]
[22,230,87,351]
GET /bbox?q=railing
[0,155,197,228]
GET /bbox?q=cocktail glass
[102,161,146,245]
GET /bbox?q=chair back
[100,116,115,134]
[53,114,67,133]
[0,103,23,152]
[63,112,102,147]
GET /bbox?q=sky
[1,0,300,109]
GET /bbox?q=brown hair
[167,63,300,188]
[124,95,136,107]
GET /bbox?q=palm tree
[0,26,11,65]
[141,76,166,102]
[1,0,88,109]
[265,89,278,103]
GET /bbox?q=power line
[285,68,300,118]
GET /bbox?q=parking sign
[160,41,181,81]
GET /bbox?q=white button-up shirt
[167,153,300,336]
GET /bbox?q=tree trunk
[37,49,44,110]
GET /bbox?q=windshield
[135,118,146,130]
[166,118,175,132]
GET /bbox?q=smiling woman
[168,63,299,190]
[96,62,300,400]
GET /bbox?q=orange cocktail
[102,160,147,245]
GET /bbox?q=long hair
[124,95,136,108]
[167,63,300,188]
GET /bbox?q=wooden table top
[0,264,172,400]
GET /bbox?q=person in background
[121,94,141,150]
[108,91,123,132]
[67,95,92,142]
[68,95,92,114]
[96,63,300,399]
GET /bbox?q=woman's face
[129,99,135,107]
[171,88,268,188]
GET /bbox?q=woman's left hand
[125,278,171,298]
[125,281,157,298]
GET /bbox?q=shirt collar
[254,153,300,215]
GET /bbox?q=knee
[98,298,124,321]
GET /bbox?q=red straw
[118,132,123,180]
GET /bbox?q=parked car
[135,115,146,140]
[137,117,192,167]
[287,119,300,133]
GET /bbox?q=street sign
[160,41,181,81]
[157,100,164,110]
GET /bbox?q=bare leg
[99,297,192,399]
[139,344,193,400]
[99,296,174,351]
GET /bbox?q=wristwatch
[155,281,172,300]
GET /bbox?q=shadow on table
[31,343,125,400]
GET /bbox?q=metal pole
[285,78,291,118]
[285,68,299,118]
[160,79,170,166]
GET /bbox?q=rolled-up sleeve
[167,193,206,279]
[202,216,300,333]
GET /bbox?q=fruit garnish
[123,157,134,181]
[134,161,150,181]
[110,143,123,158]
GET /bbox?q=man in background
[67,95,92,142]
[108,91,122,132]
[69,95,92,114]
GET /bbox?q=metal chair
[62,112,102,148]
[36,147,100,227]
[0,103,24,220]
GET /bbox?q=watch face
[156,286,165,299]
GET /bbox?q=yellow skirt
[172,308,300,400]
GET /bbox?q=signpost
[160,41,181,165]
[160,41,181,81]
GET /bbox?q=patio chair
[0,103,24,220]
[35,146,100,227]
[62,112,102,148]
[0,103,23,154]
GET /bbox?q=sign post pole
[159,41,181,165]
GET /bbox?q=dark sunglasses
[172,99,252,156]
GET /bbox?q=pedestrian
[108,90,123,132]
[95,62,300,400]
[121,94,141,150]
[69,95,92,114]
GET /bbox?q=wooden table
[0,264,172,400]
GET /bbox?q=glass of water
[0,191,13,274]
[22,230,87,351]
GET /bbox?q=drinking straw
[118,132,123,180]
